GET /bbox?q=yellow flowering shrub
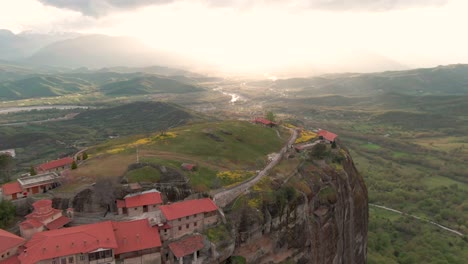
[295,130,318,144]
[283,123,298,129]
[216,170,254,185]
[152,132,177,141]
[248,197,262,209]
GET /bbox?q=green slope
[100,75,204,95]
[0,75,87,99]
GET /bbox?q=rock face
[221,146,368,264]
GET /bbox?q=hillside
[0,101,197,168]
[99,75,204,95]
[0,75,88,99]
[266,64,468,96]
[71,120,289,190]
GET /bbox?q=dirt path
[370,203,464,237]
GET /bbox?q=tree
[30,166,37,176]
[71,160,77,170]
[0,200,16,228]
[266,111,276,122]
[310,143,328,159]
[82,152,88,160]
[331,140,337,149]
[0,154,15,182]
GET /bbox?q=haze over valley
[0,1,467,264]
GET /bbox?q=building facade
[0,173,61,201]
[17,219,161,264]
[159,198,219,241]
[36,157,74,174]
[20,199,70,240]
[116,189,163,217]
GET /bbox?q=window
[178,218,181,222]
[186,216,189,220]
[61,258,66,264]
[153,205,156,208]
[178,226,182,231]
[52,260,57,264]
[69,257,74,263]
[186,224,189,228]
[194,222,197,227]
[134,208,137,210]
[79,255,85,261]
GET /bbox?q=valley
[0,64,467,263]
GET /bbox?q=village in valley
[0,118,339,264]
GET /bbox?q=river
[0,105,90,114]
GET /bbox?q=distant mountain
[0,75,87,99]
[28,35,182,69]
[99,75,204,95]
[270,64,468,96]
[0,29,78,61]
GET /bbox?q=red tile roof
[160,198,218,221]
[36,157,74,172]
[0,229,25,253]
[181,163,196,171]
[25,200,62,223]
[1,182,22,195]
[117,191,163,208]
[318,130,338,142]
[19,221,118,264]
[0,255,20,264]
[169,235,204,258]
[112,219,162,255]
[253,117,276,126]
[45,216,71,230]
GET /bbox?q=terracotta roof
[160,198,218,221]
[0,255,20,264]
[1,182,22,195]
[318,130,338,142]
[169,235,204,258]
[112,219,162,255]
[118,190,163,208]
[45,216,71,230]
[253,117,276,126]
[19,221,118,264]
[25,200,62,223]
[181,163,196,171]
[0,229,25,253]
[36,157,74,172]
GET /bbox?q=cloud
[301,0,448,11]
[38,0,173,17]
[38,0,449,17]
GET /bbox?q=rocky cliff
[214,143,368,264]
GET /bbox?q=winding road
[213,127,299,207]
[370,203,464,237]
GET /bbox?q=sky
[1,0,468,75]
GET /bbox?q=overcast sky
[1,0,467,75]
